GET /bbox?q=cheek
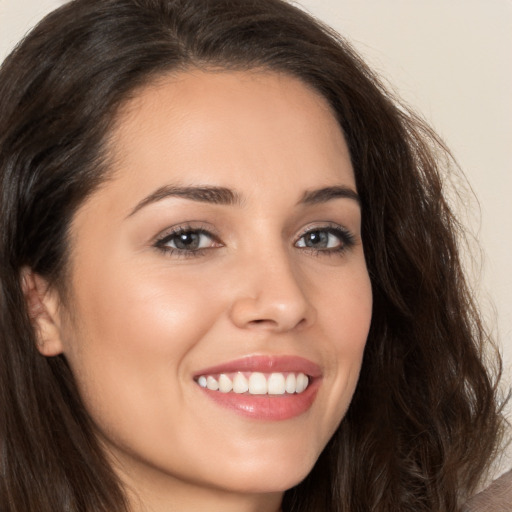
[313,264,372,431]
[60,262,225,418]
[71,259,220,348]
[315,259,372,351]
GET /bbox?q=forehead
[105,69,353,193]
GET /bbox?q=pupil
[306,231,328,247]
[176,232,199,249]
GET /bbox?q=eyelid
[295,222,353,240]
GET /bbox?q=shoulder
[463,469,512,511]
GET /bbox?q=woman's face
[44,70,372,507]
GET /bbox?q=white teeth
[248,372,267,394]
[218,374,232,393]
[296,373,309,393]
[233,372,249,393]
[285,373,296,393]
[197,371,311,395]
[268,373,286,395]
[206,376,219,391]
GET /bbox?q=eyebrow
[299,186,361,206]
[127,183,360,218]
[127,185,242,217]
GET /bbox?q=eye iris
[305,231,329,247]
[174,232,201,250]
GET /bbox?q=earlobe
[20,267,65,357]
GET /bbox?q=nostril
[248,318,278,327]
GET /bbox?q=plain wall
[1,0,511,475]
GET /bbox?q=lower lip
[198,378,321,420]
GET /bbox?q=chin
[206,444,321,494]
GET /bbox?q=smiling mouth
[196,371,310,395]
[194,355,321,420]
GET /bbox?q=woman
[0,0,505,511]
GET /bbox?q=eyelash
[153,223,356,259]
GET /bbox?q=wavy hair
[0,0,505,510]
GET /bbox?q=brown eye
[156,229,218,252]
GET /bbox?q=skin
[33,70,373,512]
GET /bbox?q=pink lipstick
[194,355,322,420]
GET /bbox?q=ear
[21,267,64,357]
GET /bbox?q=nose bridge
[229,242,315,332]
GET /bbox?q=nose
[228,249,316,333]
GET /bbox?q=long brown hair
[0,1,505,510]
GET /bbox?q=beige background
[1,0,511,475]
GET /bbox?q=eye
[154,227,220,254]
[295,226,355,254]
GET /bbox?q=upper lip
[194,355,322,378]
